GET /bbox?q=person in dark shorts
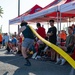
[18,21,35,66]
[47,19,57,61]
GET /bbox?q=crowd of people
[0,32,22,54]
[0,20,75,66]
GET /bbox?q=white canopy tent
[9,6,58,25]
[60,1,75,13]
[9,0,71,25]
[23,0,70,23]
[9,0,73,34]
[60,1,75,22]
[58,0,75,30]
[23,6,58,22]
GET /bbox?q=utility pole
[0,25,2,33]
[18,0,20,32]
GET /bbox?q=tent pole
[59,6,61,31]
[67,18,69,27]
[67,20,68,28]
[8,24,10,36]
[69,18,71,26]
[47,22,49,29]
[57,7,59,34]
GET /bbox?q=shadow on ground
[0,51,75,75]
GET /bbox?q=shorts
[22,38,34,49]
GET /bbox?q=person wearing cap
[18,21,35,66]
[47,19,57,61]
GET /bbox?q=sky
[0,0,54,34]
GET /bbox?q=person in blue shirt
[11,35,17,53]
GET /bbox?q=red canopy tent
[59,0,75,60]
[41,0,72,17]
[60,1,75,18]
[26,0,72,23]
[9,0,73,24]
[9,4,43,25]
[43,0,60,9]
[24,0,73,32]
[20,4,43,16]
[9,0,62,25]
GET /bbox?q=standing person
[47,19,57,61]
[4,33,9,49]
[18,21,35,66]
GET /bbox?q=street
[0,49,75,75]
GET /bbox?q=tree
[0,6,3,17]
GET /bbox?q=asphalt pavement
[0,48,75,75]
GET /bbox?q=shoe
[60,59,66,65]
[32,52,37,59]
[35,56,37,60]
[35,56,41,60]
[24,62,31,66]
[13,50,17,54]
[55,59,61,64]
[10,49,13,53]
